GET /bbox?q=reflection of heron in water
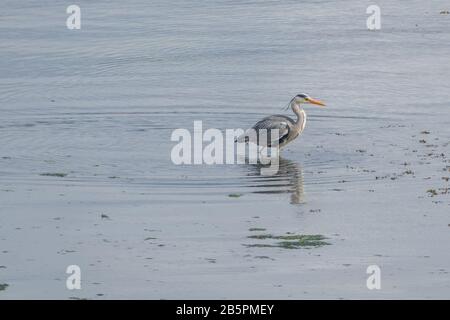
[244,157,304,204]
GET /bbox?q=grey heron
[235,93,325,149]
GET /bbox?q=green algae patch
[247,234,273,240]
[245,233,330,249]
[228,193,243,198]
[248,228,267,232]
[40,172,67,178]
[276,238,330,249]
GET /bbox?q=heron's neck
[292,103,307,131]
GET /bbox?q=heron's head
[292,93,326,107]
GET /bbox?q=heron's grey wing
[236,117,290,146]
[253,117,290,147]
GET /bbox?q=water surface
[1,0,450,298]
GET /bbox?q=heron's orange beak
[306,97,326,107]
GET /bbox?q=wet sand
[1,0,450,299]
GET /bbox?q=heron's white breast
[300,109,307,132]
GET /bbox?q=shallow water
[1,0,450,299]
